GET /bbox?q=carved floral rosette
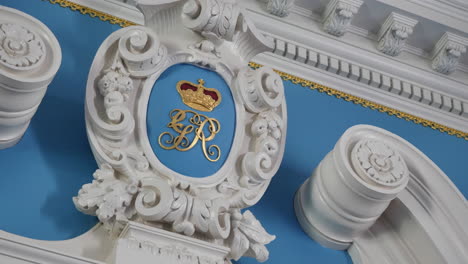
[0,6,61,149]
[74,0,282,262]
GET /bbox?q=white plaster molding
[294,125,410,249]
[431,32,468,75]
[322,0,363,37]
[377,12,418,57]
[74,0,285,263]
[377,0,468,34]
[66,0,468,134]
[0,224,111,264]
[257,0,295,18]
[110,221,230,264]
[0,6,61,149]
[295,124,468,263]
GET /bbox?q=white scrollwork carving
[322,0,362,37]
[237,66,284,113]
[241,110,283,187]
[227,210,275,263]
[351,140,408,187]
[182,0,241,41]
[79,2,285,262]
[73,164,139,231]
[0,23,45,69]
[118,26,167,77]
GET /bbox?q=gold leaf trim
[45,0,137,27]
[45,0,468,141]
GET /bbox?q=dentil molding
[64,0,468,137]
[73,0,286,263]
[295,125,468,263]
[0,6,61,149]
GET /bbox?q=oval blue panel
[147,64,236,178]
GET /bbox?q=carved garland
[74,0,284,262]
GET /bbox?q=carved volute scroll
[74,0,284,263]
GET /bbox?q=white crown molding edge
[0,224,109,264]
[377,0,468,34]
[62,0,468,134]
[294,124,468,263]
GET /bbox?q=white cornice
[67,0,468,134]
[377,0,468,34]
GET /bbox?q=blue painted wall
[147,64,235,178]
[0,1,467,264]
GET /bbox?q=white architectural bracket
[295,125,468,263]
[0,6,61,149]
[431,32,468,74]
[258,0,295,18]
[322,0,363,37]
[377,12,418,56]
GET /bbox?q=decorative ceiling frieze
[63,0,468,135]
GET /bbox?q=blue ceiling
[0,1,466,264]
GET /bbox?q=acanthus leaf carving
[322,0,363,37]
[431,33,467,75]
[78,1,285,262]
[73,164,139,231]
[182,0,241,42]
[0,23,45,70]
[258,0,295,18]
[227,210,275,262]
[377,13,418,57]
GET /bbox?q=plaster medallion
[0,23,45,70]
[351,139,407,187]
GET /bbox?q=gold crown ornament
[176,79,221,112]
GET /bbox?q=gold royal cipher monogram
[158,79,222,162]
